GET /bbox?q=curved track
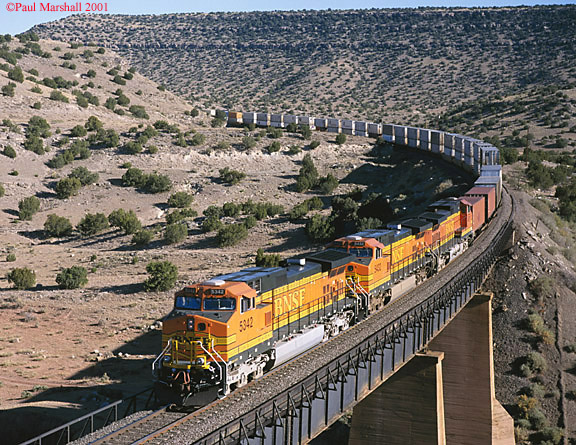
[92,188,513,444]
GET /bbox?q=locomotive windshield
[332,247,373,258]
[175,296,201,310]
[349,248,372,257]
[203,297,236,311]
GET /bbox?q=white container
[407,127,419,141]
[431,131,444,146]
[394,126,407,145]
[328,118,341,131]
[368,123,383,137]
[341,119,354,130]
[242,112,257,124]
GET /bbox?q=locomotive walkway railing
[194,196,515,445]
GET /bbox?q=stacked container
[407,127,419,148]
[354,121,368,137]
[327,118,341,133]
[242,112,257,125]
[314,118,328,130]
[341,119,355,135]
[380,124,393,141]
[298,116,316,130]
[284,115,297,127]
[270,114,283,128]
[431,131,444,154]
[227,111,243,126]
[419,128,431,151]
[474,176,502,206]
[465,186,496,221]
[454,136,465,162]
[257,113,270,127]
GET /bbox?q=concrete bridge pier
[348,293,514,445]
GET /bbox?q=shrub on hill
[56,266,88,289]
[7,268,36,290]
[44,214,73,237]
[69,166,98,186]
[255,248,281,267]
[18,196,40,220]
[3,145,16,158]
[55,177,82,199]
[77,212,109,236]
[8,65,24,83]
[220,167,246,185]
[167,191,194,208]
[164,223,188,244]
[145,261,178,291]
[132,229,154,246]
[217,223,248,247]
[108,209,141,235]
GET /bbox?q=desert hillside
[32,6,576,126]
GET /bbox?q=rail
[19,387,158,445]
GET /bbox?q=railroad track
[89,408,187,445]
[92,189,514,445]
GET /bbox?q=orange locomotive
[153,190,493,406]
[154,252,359,405]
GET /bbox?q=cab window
[175,296,201,310]
[203,297,236,311]
[349,248,373,258]
[241,296,254,313]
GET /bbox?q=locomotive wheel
[238,373,248,388]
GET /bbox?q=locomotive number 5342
[239,317,254,332]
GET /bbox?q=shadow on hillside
[36,190,57,200]
[76,231,126,247]
[14,229,45,241]
[0,328,164,445]
[99,282,143,294]
[113,239,165,252]
[3,208,19,217]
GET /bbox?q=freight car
[153,180,500,407]
[226,111,502,176]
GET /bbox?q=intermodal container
[460,196,486,233]
[314,118,328,129]
[242,112,257,124]
[394,126,407,145]
[381,124,393,141]
[465,186,496,221]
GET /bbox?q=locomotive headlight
[163,356,171,363]
[195,357,205,365]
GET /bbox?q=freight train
[152,114,503,406]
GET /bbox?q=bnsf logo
[274,289,305,315]
[392,246,404,264]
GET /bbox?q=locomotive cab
[154,280,260,405]
[329,235,391,310]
